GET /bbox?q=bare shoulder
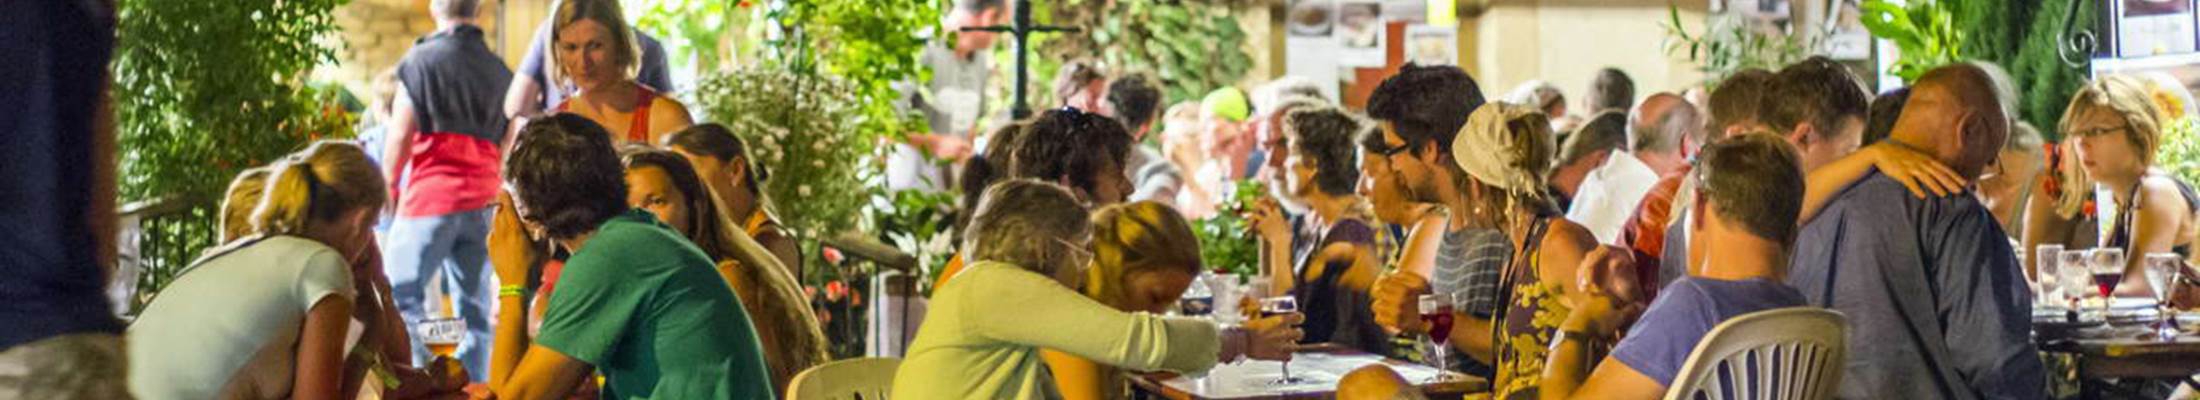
[1542,219,1599,255]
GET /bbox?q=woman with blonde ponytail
[1043,201,1206,400]
[128,141,400,400]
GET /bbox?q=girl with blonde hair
[130,141,394,399]
[1044,201,1207,400]
[2024,75,2200,297]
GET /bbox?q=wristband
[498,284,528,298]
[1553,328,1609,346]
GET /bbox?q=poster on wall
[2116,0,2198,57]
[1286,0,1345,101]
[1336,1,1386,67]
[1823,0,1870,60]
[1405,24,1456,65]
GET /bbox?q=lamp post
[961,0,1080,119]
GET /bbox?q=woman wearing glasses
[2027,75,2200,297]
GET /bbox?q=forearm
[1542,317,1604,400]
[1801,147,1881,223]
[490,294,530,386]
[1449,314,1496,363]
[1260,237,1294,294]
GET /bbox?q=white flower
[798,185,812,196]
[812,159,826,168]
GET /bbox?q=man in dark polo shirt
[381,0,512,380]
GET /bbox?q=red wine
[2094,272,2124,297]
[1420,308,1454,345]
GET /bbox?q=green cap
[1202,87,1250,122]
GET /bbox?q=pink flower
[824,247,845,265]
[826,281,848,302]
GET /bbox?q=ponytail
[249,141,388,236]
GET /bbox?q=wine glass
[1259,296,1302,386]
[2145,253,2184,340]
[1417,294,1455,375]
[2036,244,2065,307]
[2059,249,2095,311]
[2091,248,2127,320]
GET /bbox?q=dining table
[1128,345,1487,400]
[2033,298,2200,399]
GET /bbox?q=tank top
[555,85,657,144]
[2102,177,2200,256]
[1492,216,1577,400]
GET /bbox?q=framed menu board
[2116,0,2200,57]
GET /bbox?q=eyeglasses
[1055,237,1094,273]
[2066,124,2130,138]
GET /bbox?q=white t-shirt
[1566,150,1662,244]
[128,236,356,400]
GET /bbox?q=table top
[2035,303,2200,379]
[1128,346,1486,400]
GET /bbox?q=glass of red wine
[2092,247,2127,321]
[1417,293,1454,375]
[1259,296,1302,386]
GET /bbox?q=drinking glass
[2145,253,2184,339]
[1259,296,1302,386]
[1417,294,1455,375]
[419,317,465,357]
[2036,244,2065,306]
[2092,248,2128,319]
[2059,250,2095,310]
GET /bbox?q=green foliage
[2008,0,2097,140]
[1193,180,1268,278]
[1662,6,1817,84]
[771,0,944,140]
[1027,0,1256,107]
[2159,117,2200,187]
[688,67,877,241]
[113,0,354,305]
[1860,0,1965,83]
[628,0,760,74]
[872,189,960,293]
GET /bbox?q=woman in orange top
[546,0,690,145]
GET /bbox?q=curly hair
[1284,105,1365,196]
[504,113,629,240]
[1366,63,1485,156]
[1009,108,1134,198]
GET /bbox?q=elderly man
[1787,63,2045,400]
[1567,93,1697,244]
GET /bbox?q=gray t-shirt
[1788,172,2045,400]
[1612,277,1807,386]
[1126,145,1181,203]
[887,43,992,191]
[1431,227,1508,318]
[128,236,357,399]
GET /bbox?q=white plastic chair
[1664,307,1848,400]
[787,357,901,400]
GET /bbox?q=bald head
[1629,93,1699,155]
[1892,63,2011,179]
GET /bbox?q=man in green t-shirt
[489,113,774,399]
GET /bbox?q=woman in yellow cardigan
[1042,201,1207,400]
[894,180,1302,399]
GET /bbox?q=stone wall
[323,0,542,107]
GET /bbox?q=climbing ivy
[1019,0,1257,107]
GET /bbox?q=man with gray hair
[1566,93,1697,244]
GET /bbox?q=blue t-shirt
[1612,277,1806,386]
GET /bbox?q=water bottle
[1179,271,1215,317]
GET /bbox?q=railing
[114,195,215,317]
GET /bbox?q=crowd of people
[19,0,2200,398]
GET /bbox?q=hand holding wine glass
[1259,296,1305,385]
